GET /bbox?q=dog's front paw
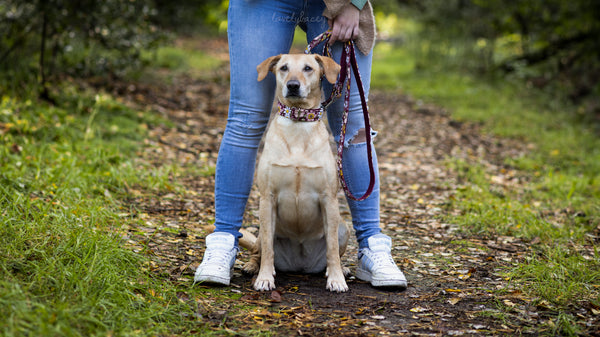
[326,277,348,293]
[326,266,348,292]
[253,275,276,291]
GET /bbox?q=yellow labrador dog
[241,54,349,292]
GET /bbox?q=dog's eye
[280,65,288,71]
[304,65,313,72]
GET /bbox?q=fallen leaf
[241,293,260,302]
[355,307,367,315]
[458,272,471,280]
[11,143,22,154]
[270,290,282,303]
[448,297,461,305]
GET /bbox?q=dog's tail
[202,225,257,250]
[239,228,257,250]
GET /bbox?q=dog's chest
[261,117,334,169]
[269,163,328,239]
[257,117,337,237]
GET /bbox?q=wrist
[350,0,367,10]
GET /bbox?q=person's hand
[328,4,360,44]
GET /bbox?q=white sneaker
[356,234,407,289]
[194,232,238,286]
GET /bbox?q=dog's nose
[286,80,301,96]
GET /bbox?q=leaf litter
[105,37,600,335]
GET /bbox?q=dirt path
[111,38,561,336]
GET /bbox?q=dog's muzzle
[285,80,301,97]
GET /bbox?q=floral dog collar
[277,101,324,122]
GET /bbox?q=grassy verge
[0,35,286,335]
[371,13,599,334]
[136,34,226,84]
[0,38,276,334]
[0,83,197,335]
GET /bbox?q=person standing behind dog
[195,0,407,289]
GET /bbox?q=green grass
[0,39,279,334]
[152,46,222,72]
[140,43,224,80]
[371,13,600,334]
[0,86,201,336]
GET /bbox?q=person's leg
[305,1,406,288]
[326,52,381,249]
[195,0,300,285]
[214,0,299,241]
[306,28,381,249]
[324,47,406,288]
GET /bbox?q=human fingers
[330,23,342,44]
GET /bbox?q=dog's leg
[322,196,348,292]
[254,195,277,291]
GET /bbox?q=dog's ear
[315,55,341,84]
[257,55,282,81]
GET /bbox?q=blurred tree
[153,0,228,33]
[0,0,162,99]
[405,0,600,105]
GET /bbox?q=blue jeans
[214,0,381,249]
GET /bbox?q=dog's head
[257,54,340,109]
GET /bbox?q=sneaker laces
[364,249,397,269]
[202,247,236,268]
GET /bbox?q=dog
[240,54,349,292]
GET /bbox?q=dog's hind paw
[243,260,259,275]
[326,278,349,293]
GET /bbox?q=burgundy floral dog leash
[304,30,375,202]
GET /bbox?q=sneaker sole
[194,271,231,286]
[356,268,407,289]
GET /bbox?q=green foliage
[153,0,229,33]
[401,0,600,107]
[0,91,200,336]
[143,45,223,74]
[0,0,163,93]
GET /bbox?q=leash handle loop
[306,30,375,201]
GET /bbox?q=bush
[402,0,600,109]
[0,0,163,95]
